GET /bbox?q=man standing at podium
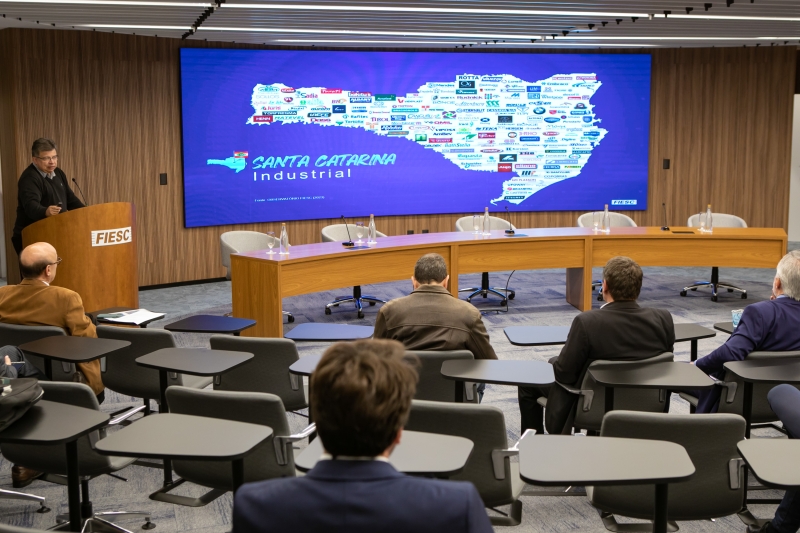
[11,138,85,256]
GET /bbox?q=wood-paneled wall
[0,30,795,286]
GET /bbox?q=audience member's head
[774,250,800,301]
[412,253,449,289]
[311,339,417,457]
[602,256,643,302]
[20,242,59,282]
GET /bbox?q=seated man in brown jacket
[373,253,497,399]
[0,242,104,487]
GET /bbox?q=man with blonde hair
[694,250,800,412]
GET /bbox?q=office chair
[577,212,637,301]
[1,382,152,532]
[591,411,746,532]
[220,231,294,322]
[0,323,74,381]
[680,213,748,301]
[454,216,516,305]
[321,224,387,318]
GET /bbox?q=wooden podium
[22,202,138,312]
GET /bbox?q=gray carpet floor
[0,258,795,532]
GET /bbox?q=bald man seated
[0,242,105,486]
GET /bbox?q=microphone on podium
[340,215,355,247]
[661,202,670,231]
[72,178,89,206]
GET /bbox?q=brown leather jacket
[373,284,497,360]
[0,279,103,394]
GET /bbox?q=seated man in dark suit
[694,250,800,413]
[373,253,497,399]
[233,339,493,533]
[750,384,800,533]
[518,256,675,434]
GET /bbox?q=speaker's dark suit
[232,460,493,533]
[695,296,800,413]
[519,300,675,434]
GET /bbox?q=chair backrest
[0,382,125,478]
[718,351,800,423]
[0,322,73,381]
[220,231,277,279]
[576,212,637,228]
[593,411,745,520]
[455,215,515,232]
[687,213,747,228]
[320,224,387,243]
[404,350,476,403]
[405,399,513,507]
[96,326,182,400]
[166,386,294,489]
[573,352,675,431]
[210,335,307,412]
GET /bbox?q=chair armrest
[464,381,475,402]
[556,381,594,412]
[729,458,745,489]
[274,423,316,466]
[290,373,301,391]
[714,380,738,403]
[491,429,535,480]
[109,405,148,426]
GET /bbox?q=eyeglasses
[36,155,58,163]
[49,257,62,266]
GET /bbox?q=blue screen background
[180,49,651,228]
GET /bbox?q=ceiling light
[663,14,800,21]
[221,3,649,18]
[559,35,800,41]
[199,27,541,40]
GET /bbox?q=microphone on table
[661,202,670,231]
[340,215,355,247]
[503,206,515,235]
[72,178,89,205]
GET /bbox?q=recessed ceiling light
[78,23,192,29]
[0,0,211,5]
[272,40,473,45]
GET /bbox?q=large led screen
[180,49,651,227]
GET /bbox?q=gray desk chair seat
[681,213,748,301]
[404,350,477,403]
[576,212,637,300]
[0,323,74,381]
[210,335,308,413]
[589,411,746,531]
[160,386,314,507]
[321,224,387,319]
[680,350,800,431]
[455,216,516,305]
[97,326,213,415]
[542,352,674,434]
[405,400,525,526]
[1,382,151,532]
[220,230,294,322]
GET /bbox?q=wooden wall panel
[0,30,795,286]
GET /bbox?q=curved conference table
[231,226,786,338]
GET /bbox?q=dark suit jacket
[373,284,497,360]
[545,300,675,433]
[13,164,84,236]
[232,460,493,533]
[695,297,800,412]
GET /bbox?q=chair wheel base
[500,300,507,306]
[369,301,376,306]
[324,308,331,315]
[142,521,156,530]
[742,293,748,299]
[711,294,718,302]
[37,505,51,514]
[357,311,364,319]
[680,291,687,297]
[287,315,295,323]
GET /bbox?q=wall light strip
[0,0,210,5]
[661,14,800,22]
[78,23,191,28]
[198,27,541,40]
[559,35,800,40]
[272,39,472,44]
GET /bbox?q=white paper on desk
[101,309,165,325]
